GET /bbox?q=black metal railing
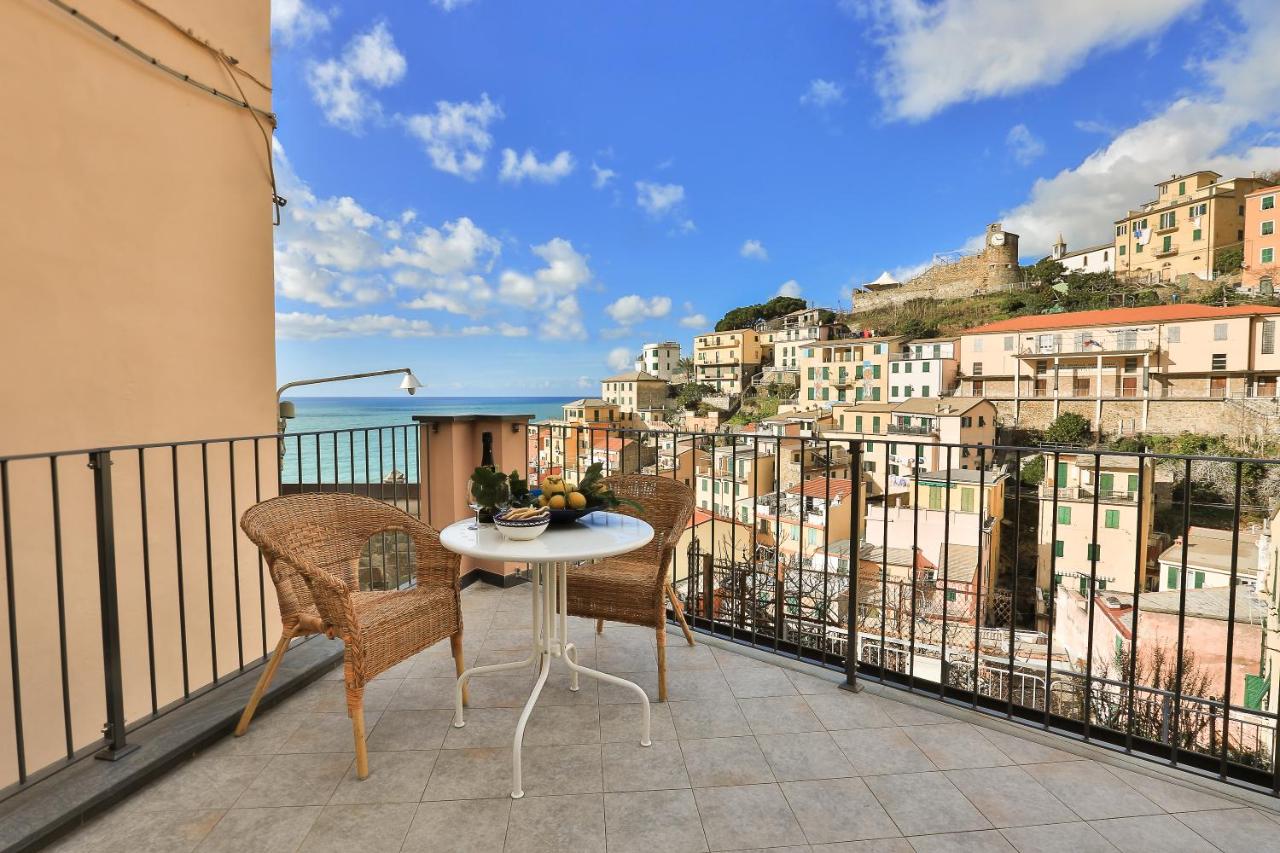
[0,423,418,797]
[527,422,1280,797]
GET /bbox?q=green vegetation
[714,295,808,332]
[1019,455,1044,486]
[1214,245,1243,277]
[728,393,781,426]
[672,382,716,411]
[1044,412,1092,445]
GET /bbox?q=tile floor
[46,583,1280,852]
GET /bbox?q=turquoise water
[280,396,570,484]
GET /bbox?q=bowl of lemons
[531,474,599,524]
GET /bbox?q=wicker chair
[564,474,695,702]
[238,493,465,779]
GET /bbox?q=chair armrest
[273,541,359,639]
[379,517,461,591]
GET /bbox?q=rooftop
[787,476,855,499]
[1138,584,1269,625]
[893,397,990,417]
[962,304,1280,335]
[1157,526,1262,575]
[44,581,1275,852]
[917,467,1007,485]
[602,370,664,383]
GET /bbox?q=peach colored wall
[1243,187,1280,292]
[0,0,275,789]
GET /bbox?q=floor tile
[724,665,800,698]
[738,696,825,735]
[204,711,304,756]
[329,750,436,804]
[600,701,676,742]
[903,724,1014,771]
[596,671,660,704]
[523,703,601,746]
[603,739,690,791]
[604,788,708,853]
[680,735,776,787]
[297,802,416,853]
[366,709,454,752]
[1102,765,1241,813]
[976,728,1078,764]
[422,747,513,801]
[831,728,936,776]
[810,841,912,852]
[757,731,857,781]
[401,798,511,852]
[944,766,1077,828]
[388,677,463,711]
[1173,808,1280,853]
[519,743,604,796]
[781,777,900,844]
[1022,762,1160,821]
[47,808,223,853]
[1090,815,1215,853]
[863,771,991,836]
[194,806,321,853]
[693,783,807,851]
[785,667,845,694]
[235,753,354,807]
[670,698,753,739]
[876,700,953,727]
[907,830,1017,852]
[804,694,896,730]
[126,754,271,812]
[443,707,522,749]
[997,822,1117,853]
[505,792,605,853]
[661,642,720,671]
[279,711,379,754]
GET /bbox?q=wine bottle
[480,431,495,470]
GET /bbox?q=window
[928,488,942,510]
[1264,195,1276,211]
[1004,336,1014,351]
[808,388,815,400]
[971,362,983,376]
[1116,224,1127,237]
[1214,323,1228,341]
[1192,228,1202,241]
[1194,571,1205,589]
[1167,326,1180,343]
[1057,506,1072,525]
[972,380,984,395]
[854,416,863,432]
[922,385,930,396]
[1178,181,1186,195]
[1162,235,1173,253]
[1265,221,1276,236]
[1264,248,1275,265]
[960,488,975,512]
[945,589,957,602]
[1054,540,1064,558]
[1167,565,1179,590]
[1087,543,1101,561]
[1104,509,1120,529]
[1124,357,1137,373]
[922,362,931,372]
[807,367,815,380]
[891,362,899,374]
[973,338,984,352]
[1159,211,1176,229]
[1192,202,1208,216]
[960,416,972,427]
[1136,242,1143,253]
[1263,321,1275,355]
[1119,245,1126,256]
[1212,353,1227,370]
[891,386,899,397]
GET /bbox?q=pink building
[1243,184,1280,293]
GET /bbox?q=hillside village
[530,170,1280,753]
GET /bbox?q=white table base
[453,561,651,799]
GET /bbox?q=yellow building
[799,336,904,406]
[601,370,669,414]
[693,328,764,394]
[1114,170,1270,283]
[694,441,777,523]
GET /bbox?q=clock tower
[983,222,1021,285]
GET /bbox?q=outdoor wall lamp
[276,367,422,433]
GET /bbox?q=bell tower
[983,222,1021,285]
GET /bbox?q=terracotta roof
[893,397,989,417]
[564,397,611,407]
[962,304,1280,335]
[602,370,664,382]
[787,477,855,499]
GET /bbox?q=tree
[1019,455,1044,486]
[1215,245,1243,276]
[1025,258,1066,285]
[715,295,807,332]
[1044,412,1091,445]
[674,382,715,411]
[896,316,940,339]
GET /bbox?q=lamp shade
[399,371,423,395]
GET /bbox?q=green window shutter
[1079,576,1087,595]
[1105,509,1120,529]
[1088,543,1100,561]
[891,363,899,374]
[923,362,931,372]
[1136,242,1143,253]
[961,488,975,512]
[1057,506,1072,525]
[890,443,898,454]
[838,389,846,401]
[1178,181,1185,194]
[822,387,829,400]
[1054,540,1064,558]
[855,388,864,401]
[891,386,899,397]
[929,487,942,509]
[1193,228,1202,241]
[855,416,863,432]
[807,367,815,380]
[1099,473,1114,493]
[1194,571,1205,589]
[822,367,830,379]
[1119,245,1126,255]
[945,589,957,602]
[1056,462,1068,483]
[922,386,930,396]
[1167,565,1178,589]
[1127,474,1138,492]
[808,388,815,400]
[873,417,880,432]
[1162,235,1172,252]
[873,365,882,379]
[872,387,881,400]
[1244,674,1270,711]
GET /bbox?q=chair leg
[595,618,604,634]
[234,633,291,737]
[656,624,667,703]
[451,629,468,706]
[350,688,369,780]
[666,582,695,646]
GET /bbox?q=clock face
[990,232,1006,246]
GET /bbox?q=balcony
[888,422,937,436]
[6,425,1280,851]
[1040,485,1140,503]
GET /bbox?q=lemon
[568,491,587,509]
[549,494,567,510]
[564,481,578,493]
[543,475,566,495]
[537,494,549,507]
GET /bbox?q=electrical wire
[43,0,286,223]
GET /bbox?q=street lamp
[276,367,423,433]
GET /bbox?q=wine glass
[466,472,510,529]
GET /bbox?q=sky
[271,0,1280,396]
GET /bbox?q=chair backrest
[240,492,421,633]
[602,474,695,577]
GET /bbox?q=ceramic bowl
[494,509,551,540]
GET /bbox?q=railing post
[90,449,139,761]
[841,438,862,693]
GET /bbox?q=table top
[439,511,654,563]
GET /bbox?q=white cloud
[496,239,593,339]
[276,311,438,340]
[460,322,529,337]
[995,0,1280,257]
[306,21,407,132]
[605,295,672,326]
[606,347,635,371]
[679,313,708,329]
[635,181,685,216]
[499,148,576,184]
[431,0,475,9]
[800,78,845,108]
[540,295,587,341]
[1005,123,1046,165]
[776,279,802,298]
[383,216,500,276]
[740,239,768,261]
[404,94,503,179]
[591,163,618,189]
[271,0,330,45]
[864,0,1201,121]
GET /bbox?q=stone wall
[990,396,1273,438]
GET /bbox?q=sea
[280,396,571,485]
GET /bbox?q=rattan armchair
[564,474,695,701]
[238,493,465,779]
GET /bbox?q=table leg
[512,560,554,799]
[453,561,543,729]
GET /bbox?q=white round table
[440,511,655,799]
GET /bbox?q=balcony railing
[9,421,1280,827]
[1040,485,1140,503]
[888,423,937,436]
